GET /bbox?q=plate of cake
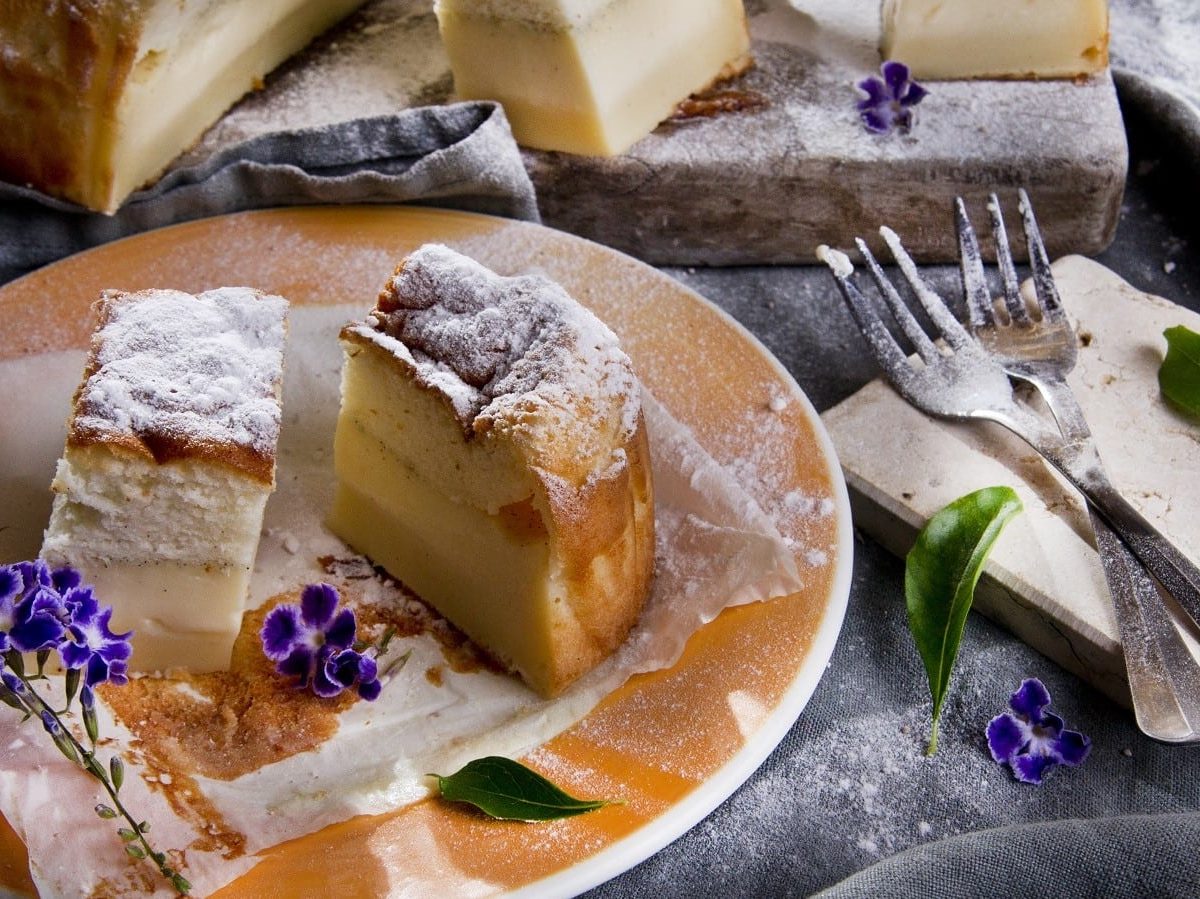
[0,206,851,897]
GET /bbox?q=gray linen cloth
[0,100,538,285]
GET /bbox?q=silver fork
[955,190,1200,742]
[817,214,1200,742]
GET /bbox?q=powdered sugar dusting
[358,243,640,465]
[72,288,287,461]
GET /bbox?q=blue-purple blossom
[857,61,928,134]
[0,561,67,654]
[0,561,132,688]
[260,584,382,701]
[58,585,132,688]
[987,678,1090,784]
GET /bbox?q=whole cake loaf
[330,244,655,697]
[0,0,366,212]
[41,287,288,673]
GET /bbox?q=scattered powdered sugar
[358,243,640,460]
[72,288,287,460]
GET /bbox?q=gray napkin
[0,100,538,285]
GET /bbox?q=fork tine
[1018,188,1066,322]
[955,197,994,331]
[855,237,941,365]
[879,225,974,351]
[988,193,1031,325]
[817,246,920,395]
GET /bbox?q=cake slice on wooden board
[433,0,751,155]
[0,0,367,213]
[329,244,655,698]
[882,0,1109,80]
[41,287,288,673]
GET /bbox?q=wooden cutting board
[182,0,1128,266]
[821,256,1200,705]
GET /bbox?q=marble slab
[182,0,1128,266]
[820,256,1200,705]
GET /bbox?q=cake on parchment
[329,244,655,697]
[41,287,288,673]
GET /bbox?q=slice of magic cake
[330,244,655,697]
[41,287,288,673]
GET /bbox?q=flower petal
[261,605,303,660]
[324,608,358,650]
[1011,753,1056,785]
[300,584,340,629]
[278,647,315,686]
[1053,729,1091,766]
[50,566,82,593]
[1010,678,1051,721]
[900,80,929,107]
[358,678,382,701]
[860,107,893,133]
[856,76,888,106]
[11,614,64,653]
[0,566,21,605]
[882,60,911,97]
[985,713,1028,763]
[312,661,345,699]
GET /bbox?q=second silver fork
[957,191,1200,743]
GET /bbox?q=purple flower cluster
[0,561,131,698]
[987,678,1091,784]
[261,583,382,701]
[857,61,928,134]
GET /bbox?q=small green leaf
[1160,325,1200,419]
[94,804,117,820]
[110,756,125,791]
[125,844,146,860]
[905,486,1023,755]
[118,828,138,842]
[436,756,616,821]
[172,873,192,894]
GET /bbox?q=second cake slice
[330,245,655,697]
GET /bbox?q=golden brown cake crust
[0,1,142,211]
[342,244,655,696]
[67,287,288,485]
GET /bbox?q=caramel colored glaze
[0,207,846,897]
[671,88,769,121]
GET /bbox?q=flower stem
[11,672,189,894]
[925,718,940,757]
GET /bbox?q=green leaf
[94,804,117,820]
[905,486,1023,755]
[435,756,616,821]
[171,873,192,894]
[118,828,138,842]
[125,844,146,860]
[1159,325,1200,419]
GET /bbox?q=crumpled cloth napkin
[0,101,538,285]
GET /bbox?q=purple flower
[57,585,132,688]
[987,678,1090,784]
[261,584,382,701]
[857,61,928,134]
[0,561,67,654]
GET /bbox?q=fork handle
[1078,479,1200,632]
